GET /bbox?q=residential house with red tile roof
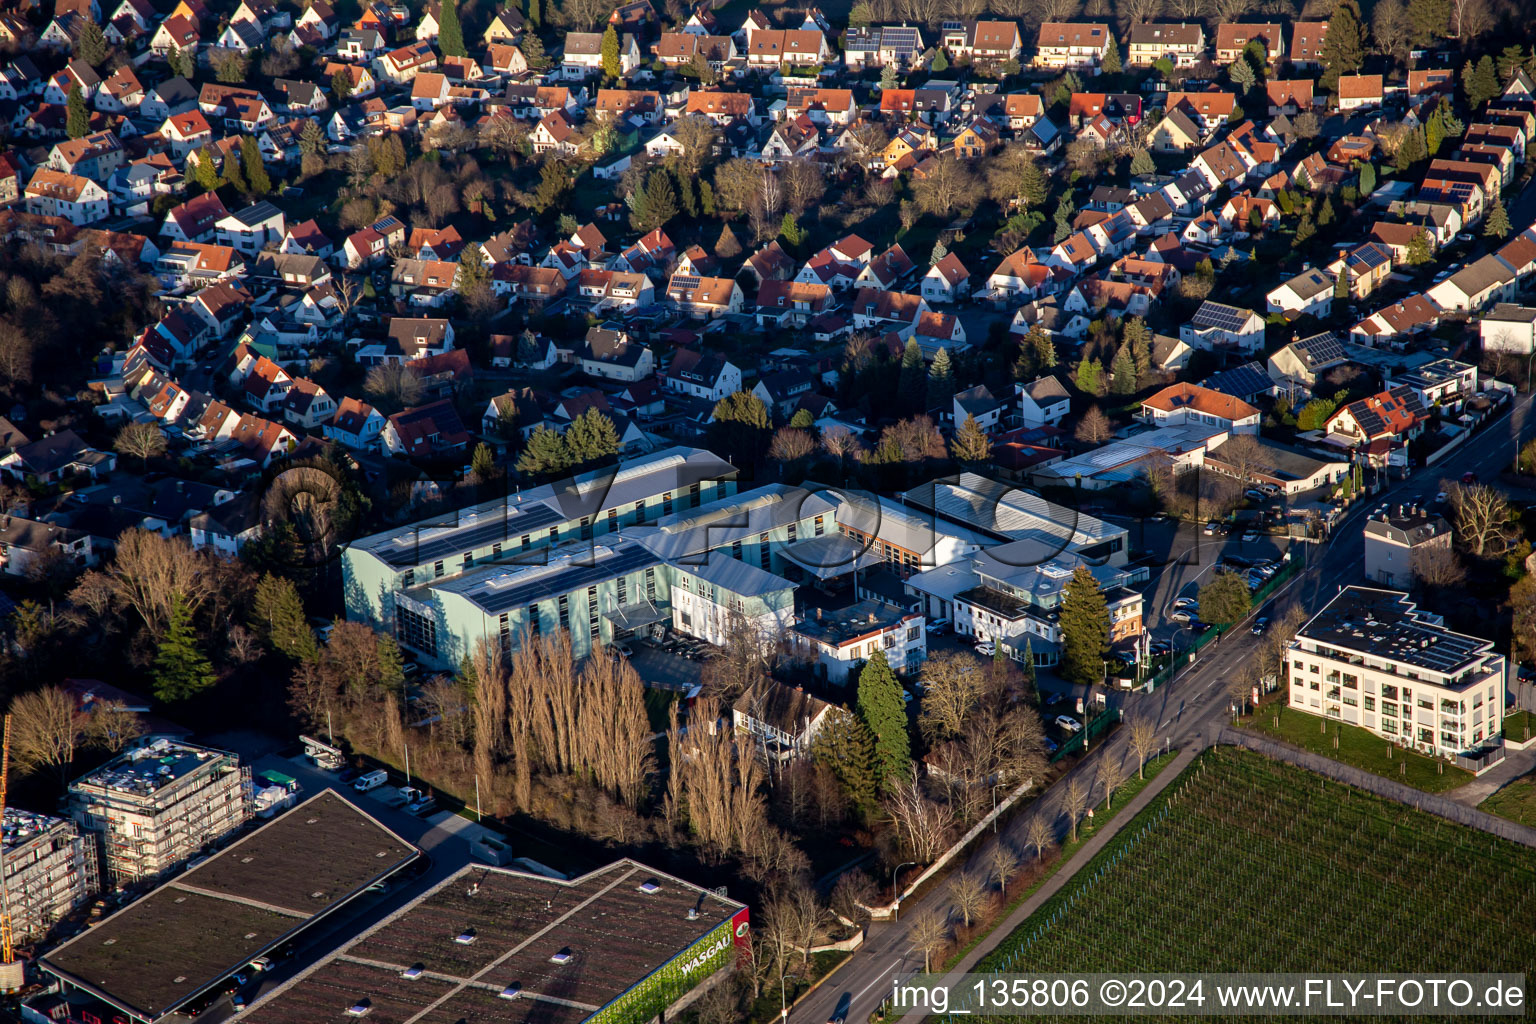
[1213,22,1283,63]
[1032,21,1107,69]
[1141,382,1260,433]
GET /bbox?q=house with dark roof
[0,430,116,484]
[1017,376,1071,428]
[578,326,654,383]
[664,348,741,402]
[381,400,470,458]
[952,384,1005,431]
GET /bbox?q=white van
[353,770,388,792]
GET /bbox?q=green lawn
[642,687,676,734]
[1479,770,1536,827]
[973,748,1536,1003]
[1501,710,1535,745]
[1243,704,1473,793]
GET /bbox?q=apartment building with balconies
[2,809,97,942]
[1287,587,1505,757]
[67,740,251,885]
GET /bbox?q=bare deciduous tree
[885,768,957,862]
[9,687,82,783]
[1061,775,1090,843]
[989,844,1019,892]
[1095,756,1126,810]
[1444,481,1519,556]
[1075,406,1114,444]
[1025,814,1055,861]
[113,421,167,467]
[918,651,990,743]
[950,871,988,928]
[1412,544,1466,588]
[83,702,143,753]
[768,427,817,465]
[105,530,219,636]
[907,908,949,972]
[364,362,425,411]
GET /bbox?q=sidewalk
[1445,744,1536,807]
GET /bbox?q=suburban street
[791,386,1536,1024]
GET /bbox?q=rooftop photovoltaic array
[1191,301,1252,332]
[1299,587,1489,676]
[1293,330,1345,367]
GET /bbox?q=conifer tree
[1320,0,1364,89]
[1109,344,1138,395]
[437,0,466,57]
[929,238,948,267]
[516,425,570,476]
[77,19,109,68]
[241,136,271,195]
[600,24,621,79]
[1101,36,1121,73]
[66,84,89,138]
[251,575,316,662]
[1484,198,1511,240]
[1058,566,1109,685]
[566,407,621,467]
[856,651,911,789]
[192,146,221,191]
[899,337,927,413]
[950,413,991,465]
[1129,148,1155,176]
[813,709,879,811]
[926,346,954,408]
[153,599,217,702]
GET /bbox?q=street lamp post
[892,861,916,921]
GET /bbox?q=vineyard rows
[961,747,1536,1023]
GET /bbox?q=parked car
[1204,521,1219,535]
[974,639,996,655]
[1462,471,1477,484]
[1043,691,1064,707]
[1172,609,1194,622]
[1244,489,1266,502]
[231,994,247,1013]
[928,617,950,635]
[1055,715,1084,734]
[1241,531,1258,543]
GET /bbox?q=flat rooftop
[244,860,745,1024]
[1297,587,1492,677]
[70,738,235,798]
[42,791,418,1022]
[3,807,72,853]
[900,472,1122,548]
[349,447,736,568]
[792,600,916,647]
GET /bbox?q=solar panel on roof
[1192,301,1252,332]
[1294,331,1344,366]
[671,274,701,291]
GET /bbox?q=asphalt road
[792,387,1536,1024]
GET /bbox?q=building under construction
[67,739,250,886]
[2,809,97,944]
